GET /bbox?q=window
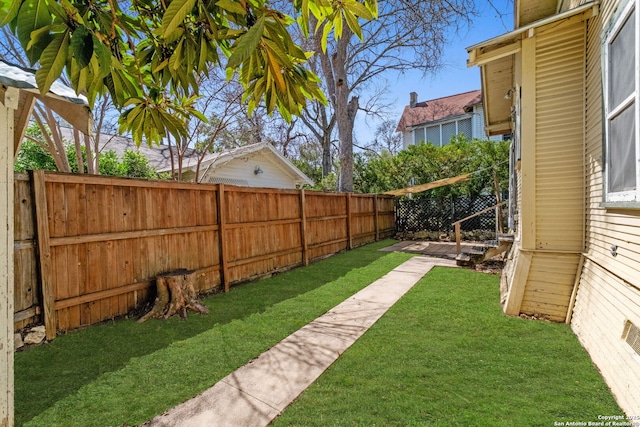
[604,0,639,202]
[441,122,457,146]
[417,116,474,147]
[426,126,440,145]
[413,127,426,145]
[457,118,473,139]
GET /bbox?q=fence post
[31,170,56,340]
[1,98,15,427]
[346,193,352,250]
[455,222,461,255]
[216,184,229,292]
[299,189,309,266]
[374,195,379,241]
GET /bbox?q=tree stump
[138,269,209,322]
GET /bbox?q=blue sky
[355,0,515,143]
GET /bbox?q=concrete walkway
[145,255,457,427]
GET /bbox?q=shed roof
[1,59,91,137]
[60,128,195,171]
[396,90,482,132]
[0,61,88,105]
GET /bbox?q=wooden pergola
[0,60,91,427]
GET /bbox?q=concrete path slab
[145,256,456,427]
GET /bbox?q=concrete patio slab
[144,256,457,427]
[379,240,477,259]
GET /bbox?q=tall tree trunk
[300,103,335,178]
[319,31,356,192]
[32,107,72,172]
[86,133,98,174]
[337,95,358,192]
[73,129,85,173]
[322,132,332,177]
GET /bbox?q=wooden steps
[455,234,514,266]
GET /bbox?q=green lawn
[272,267,622,426]
[16,243,621,427]
[16,240,413,427]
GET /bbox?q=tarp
[383,173,471,196]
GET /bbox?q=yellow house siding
[520,253,581,322]
[573,260,640,413]
[203,152,302,189]
[520,37,537,250]
[502,18,588,320]
[534,22,586,252]
[515,166,523,242]
[569,0,640,415]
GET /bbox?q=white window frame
[604,0,640,203]
[413,127,426,145]
[417,115,474,147]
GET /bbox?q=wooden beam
[225,218,300,230]
[37,95,92,136]
[14,306,39,324]
[468,40,521,67]
[227,247,301,269]
[305,214,348,222]
[48,224,220,247]
[307,237,349,251]
[504,250,532,316]
[484,122,512,135]
[565,254,585,324]
[55,281,153,310]
[31,170,57,340]
[14,91,36,157]
[0,94,16,427]
[453,200,508,225]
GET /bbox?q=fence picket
[299,189,309,266]
[13,172,395,337]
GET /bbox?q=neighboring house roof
[59,128,192,171]
[58,128,314,187]
[396,90,482,133]
[165,141,315,187]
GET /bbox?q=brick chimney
[410,92,418,108]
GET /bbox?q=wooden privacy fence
[13,171,395,339]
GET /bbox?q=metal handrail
[453,200,508,254]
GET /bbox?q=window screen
[457,118,473,138]
[609,10,636,110]
[413,127,426,144]
[605,2,639,201]
[609,104,637,192]
[441,122,457,146]
[426,126,440,145]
